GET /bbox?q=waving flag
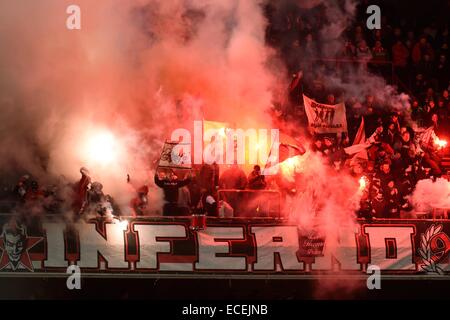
[303,94,347,133]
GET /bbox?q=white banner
[303,94,347,133]
[158,141,192,169]
[0,218,449,275]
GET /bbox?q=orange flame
[434,136,447,149]
[359,176,368,190]
[280,156,301,179]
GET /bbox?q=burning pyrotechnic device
[434,136,447,149]
[218,128,227,138]
[283,156,298,169]
[113,217,128,230]
[119,219,129,229]
[85,130,118,165]
[279,156,301,177]
[359,176,369,190]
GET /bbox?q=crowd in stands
[267,0,450,219]
[2,1,450,221]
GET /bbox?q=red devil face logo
[429,232,450,263]
[0,221,43,271]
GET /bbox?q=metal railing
[217,189,282,218]
[1,199,449,221]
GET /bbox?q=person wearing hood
[73,167,91,215]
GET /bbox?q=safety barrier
[217,189,281,218]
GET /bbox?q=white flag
[303,94,347,133]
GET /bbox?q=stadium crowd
[3,1,450,221]
[267,0,450,219]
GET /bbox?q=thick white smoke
[286,151,360,244]
[1,0,428,298]
[0,0,283,211]
[410,178,450,213]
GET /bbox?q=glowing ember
[280,156,301,179]
[359,176,368,190]
[114,218,128,229]
[218,128,226,138]
[284,157,298,168]
[434,136,447,149]
[85,130,118,165]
